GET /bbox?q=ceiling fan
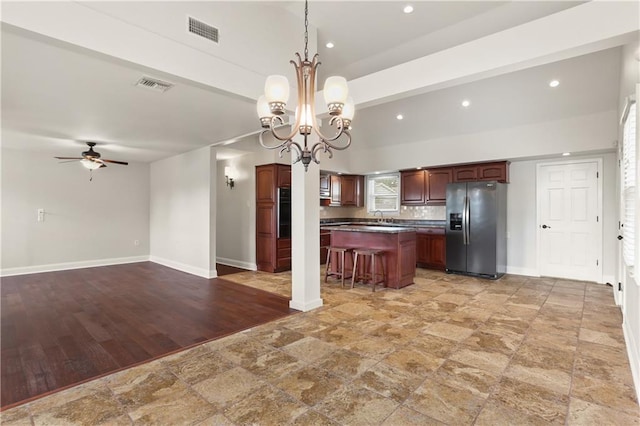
[55,142,128,169]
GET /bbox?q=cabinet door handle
[541,224,551,229]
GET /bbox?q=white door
[537,160,602,282]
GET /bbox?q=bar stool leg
[340,249,346,288]
[324,248,332,283]
[371,254,377,292]
[351,251,359,289]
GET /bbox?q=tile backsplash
[320,205,446,220]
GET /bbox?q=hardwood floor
[216,263,250,276]
[0,262,295,409]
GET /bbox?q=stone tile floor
[1,269,638,425]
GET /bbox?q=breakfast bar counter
[328,226,416,289]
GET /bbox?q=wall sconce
[224,166,235,189]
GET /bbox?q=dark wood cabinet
[327,174,364,207]
[452,166,478,182]
[276,238,291,270]
[478,162,509,182]
[400,170,427,205]
[330,175,341,206]
[277,164,291,187]
[340,175,364,206]
[453,161,509,183]
[256,163,291,272]
[320,173,331,199]
[416,229,446,270]
[401,168,452,206]
[256,166,276,203]
[426,168,452,204]
[320,230,331,264]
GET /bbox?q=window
[367,173,400,212]
[622,98,636,267]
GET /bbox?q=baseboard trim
[505,266,539,277]
[0,256,150,277]
[216,257,257,271]
[289,298,323,312]
[149,256,215,279]
[623,319,640,403]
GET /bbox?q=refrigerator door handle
[462,196,469,245]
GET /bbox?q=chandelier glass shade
[257,0,354,171]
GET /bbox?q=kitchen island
[328,225,416,289]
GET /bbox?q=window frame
[366,173,400,213]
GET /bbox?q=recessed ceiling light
[461,99,471,108]
[374,171,381,175]
[325,42,334,49]
[562,152,571,156]
[396,114,404,120]
[403,5,414,14]
[549,80,560,88]
[416,167,422,170]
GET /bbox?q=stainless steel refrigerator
[446,181,507,279]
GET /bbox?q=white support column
[290,137,322,312]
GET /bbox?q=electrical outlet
[134,240,140,246]
[37,208,45,222]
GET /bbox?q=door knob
[542,224,551,229]
[618,235,623,240]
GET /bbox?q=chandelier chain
[303,0,309,61]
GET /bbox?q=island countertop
[326,225,416,233]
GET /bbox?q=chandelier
[256,0,354,171]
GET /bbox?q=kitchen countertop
[328,225,416,233]
[321,218,445,228]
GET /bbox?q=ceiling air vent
[188,16,219,43]
[135,76,174,93]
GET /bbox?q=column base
[289,298,323,312]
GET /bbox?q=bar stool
[351,249,386,292]
[324,246,354,288]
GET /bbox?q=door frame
[536,157,604,283]
[615,140,625,307]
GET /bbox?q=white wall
[347,110,617,173]
[506,153,617,281]
[0,147,150,275]
[150,146,217,278]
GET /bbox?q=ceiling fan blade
[99,163,107,168]
[58,159,80,163]
[54,156,83,160]
[102,159,129,165]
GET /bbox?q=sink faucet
[374,210,384,223]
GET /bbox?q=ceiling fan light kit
[54,142,128,181]
[257,0,354,171]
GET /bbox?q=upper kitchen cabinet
[277,164,291,187]
[401,168,452,206]
[426,168,452,204]
[330,175,341,206]
[452,161,509,183]
[256,164,277,203]
[326,174,364,207]
[400,170,427,205]
[320,173,331,199]
[256,163,291,204]
[340,175,364,206]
